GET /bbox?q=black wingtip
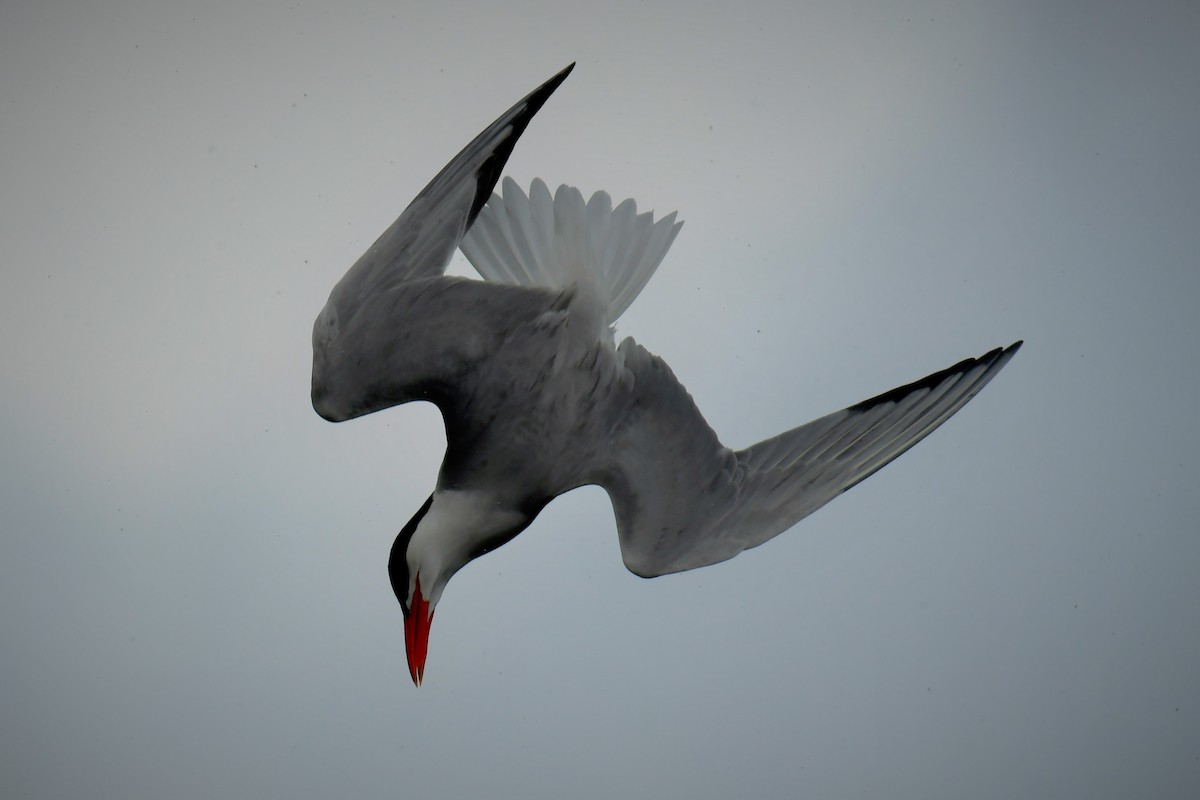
[466,63,575,226]
[548,61,577,88]
[849,340,1023,413]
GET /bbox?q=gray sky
[3,1,1198,797]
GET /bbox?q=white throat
[406,490,527,606]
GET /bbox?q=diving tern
[311,63,1022,685]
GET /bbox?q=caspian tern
[311,63,1021,686]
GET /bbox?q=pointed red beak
[404,575,434,686]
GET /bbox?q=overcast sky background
[3,1,1198,798]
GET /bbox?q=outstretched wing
[320,64,573,322]
[311,65,572,422]
[597,340,1022,577]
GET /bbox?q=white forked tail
[460,177,683,325]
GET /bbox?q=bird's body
[311,64,1022,685]
[437,286,621,504]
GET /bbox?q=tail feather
[461,177,682,325]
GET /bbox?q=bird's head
[388,490,535,686]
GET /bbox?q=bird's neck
[407,489,531,603]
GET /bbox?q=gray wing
[322,63,573,320]
[597,340,1022,577]
[311,65,572,422]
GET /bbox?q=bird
[310,63,1022,686]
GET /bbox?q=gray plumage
[311,65,1020,681]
